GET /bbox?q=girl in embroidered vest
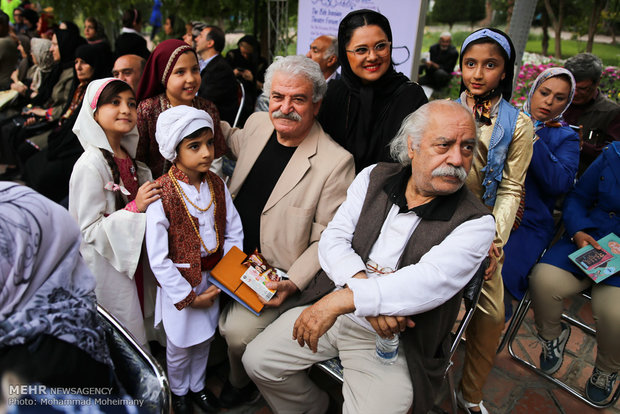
[502,68,580,309]
[135,39,227,179]
[69,78,162,348]
[145,105,243,413]
[456,28,534,414]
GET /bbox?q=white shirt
[318,165,495,331]
[120,27,141,35]
[146,176,243,346]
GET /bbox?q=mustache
[431,165,468,182]
[272,109,302,122]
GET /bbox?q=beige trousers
[530,263,620,373]
[460,264,506,404]
[243,306,413,414]
[218,301,281,387]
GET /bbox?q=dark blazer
[199,54,239,125]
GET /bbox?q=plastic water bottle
[375,333,399,364]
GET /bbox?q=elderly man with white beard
[217,55,355,408]
[242,100,496,414]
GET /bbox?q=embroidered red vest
[156,166,227,289]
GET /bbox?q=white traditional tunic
[69,78,156,347]
[146,178,243,348]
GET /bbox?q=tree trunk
[544,0,563,59]
[586,0,605,52]
[542,7,549,56]
[505,0,514,32]
[555,0,563,59]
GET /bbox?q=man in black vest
[195,25,239,125]
[242,100,496,414]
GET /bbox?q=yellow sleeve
[492,112,534,251]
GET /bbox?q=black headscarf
[55,27,87,70]
[318,9,427,172]
[75,43,113,81]
[458,27,516,101]
[15,35,32,82]
[225,34,267,83]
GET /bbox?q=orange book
[209,246,264,315]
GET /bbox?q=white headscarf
[155,105,214,162]
[72,77,140,158]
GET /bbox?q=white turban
[155,105,214,162]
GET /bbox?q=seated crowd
[1,5,619,414]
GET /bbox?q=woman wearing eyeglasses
[318,9,427,173]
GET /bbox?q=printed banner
[297,0,425,80]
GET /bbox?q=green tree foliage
[432,0,488,29]
[40,0,261,36]
[432,0,467,30]
[466,0,487,26]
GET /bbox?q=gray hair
[389,100,478,166]
[564,53,603,83]
[323,35,338,60]
[440,32,452,39]
[263,55,327,103]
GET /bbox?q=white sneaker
[456,388,490,414]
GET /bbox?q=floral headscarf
[523,67,576,130]
[0,183,112,366]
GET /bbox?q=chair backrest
[233,80,246,128]
[96,305,170,413]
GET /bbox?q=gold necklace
[168,168,220,254]
[169,168,214,212]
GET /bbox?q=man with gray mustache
[242,100,496,414]
[217,54,355,407]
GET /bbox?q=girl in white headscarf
[69,77,162,347]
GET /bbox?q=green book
[568,233,620,283]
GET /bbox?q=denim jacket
[457,98,520,206]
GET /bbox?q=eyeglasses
[365,259,394,275]
[345,41,391,57]
[575,82,596,94]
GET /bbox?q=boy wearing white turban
[145,105,244,414]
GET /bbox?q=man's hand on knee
[292,289,355,352]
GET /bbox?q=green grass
[525,36,620,67]
[421,30,620,67]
